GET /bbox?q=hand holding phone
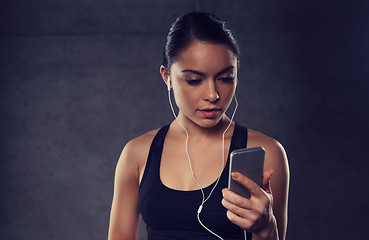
[228,147,265,199]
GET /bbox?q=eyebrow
[181,66,235,79]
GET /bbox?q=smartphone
[228,147,265,199]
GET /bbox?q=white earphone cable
[167,76,243,239]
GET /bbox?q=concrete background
[1,0,368,239]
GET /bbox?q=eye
[186,79,202,86]
[218,77,235,83]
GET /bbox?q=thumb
[262,169,273,194]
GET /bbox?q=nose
[204,80,220,103]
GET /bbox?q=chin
[196,118,223,129]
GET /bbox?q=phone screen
[228,147,265,199]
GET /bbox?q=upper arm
[108,141,141,240]
[264,140,290,240]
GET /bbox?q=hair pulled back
[162,11,240,70]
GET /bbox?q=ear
[160,65,170,89]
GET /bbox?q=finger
[226,210,254,231]
[222,198,246,217]
[222,188,252,210]
[262,169,273,194]
[222,197,251,216]
[231,172,261,196]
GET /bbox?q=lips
[198,108,221,118]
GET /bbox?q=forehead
[171,41,237,74]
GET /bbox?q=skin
[108,40,289,240]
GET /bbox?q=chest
[160,136,231,191]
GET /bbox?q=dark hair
[162,11,240,70]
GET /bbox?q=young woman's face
[168,40,238,129]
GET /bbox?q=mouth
[198,108,221,118]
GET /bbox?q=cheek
[220,85,236,101]
[172,85,195,108]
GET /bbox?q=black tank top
[139,123,252,239]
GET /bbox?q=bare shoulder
[246,128,288,171]
[247,129,286,156]
[123,128,160,160]
[115,128,161,180]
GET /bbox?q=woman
[108,12,289,240]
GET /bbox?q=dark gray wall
[1,1,368,239]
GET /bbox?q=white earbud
[167,76,171,91]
